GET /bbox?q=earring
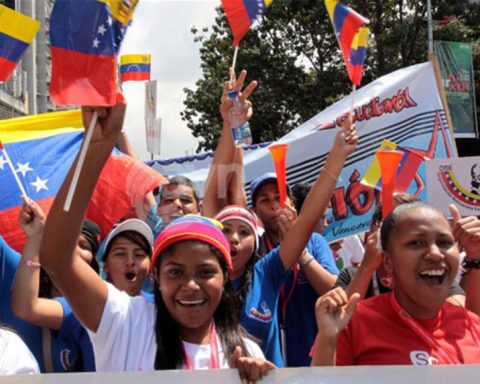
[380,276,393,288]
[158,285,162,291]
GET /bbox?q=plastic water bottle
[228,90,252,147]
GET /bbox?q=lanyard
[390,292,458,364]
[182,323,220,370]
[371,272,380,296]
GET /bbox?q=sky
[120,0,218,160]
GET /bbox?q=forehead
[256,182,279,197]
[223,219,254,232]
[161,183,195,198]
[161,241,220,264]
[395,207,449,231]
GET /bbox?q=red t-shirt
[337,292,480,365]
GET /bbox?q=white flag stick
[63,110,98,212]
[230,46,239,82]
[1,146,28,199]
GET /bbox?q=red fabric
[221,0,253,47]
[49,47,118,106]
[120,72,150,83]
[337,293,480,365]
[0,57,17,82]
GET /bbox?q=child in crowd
[312,202,480,365]
[38,97,274,382]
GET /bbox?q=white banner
[145,80,157,120]
[426,156,480,217]
[4,366,480,384]
[152,61,456,242]
[145,80,161,156]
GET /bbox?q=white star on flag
[30,176,49,193]
[0,155,7,170]
[97,24,107,35]
[107,16,112,26]
[93,38,100,48]
[16,162,33,177]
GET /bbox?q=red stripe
[221,0,252,46]
[120,72,150,82]
[49,47,118,106]
[0,57,17,82]
[395,152,423,193]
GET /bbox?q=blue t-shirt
[0,236,90,372]
[282,233,339,366]
[240,248,287,367]
[145,203,165,239]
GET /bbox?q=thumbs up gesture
[449,204,480,259]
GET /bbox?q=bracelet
[299,255,315,270]
[321,167,341,182]
[21,258,41,268]
[462,256,480,271]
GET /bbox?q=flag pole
[427,0,433,54]
[231,45,239,80]
[63,110,98,212]
[349,84,357,120]
[1,145,29,199]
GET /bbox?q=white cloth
[336,234,365,267]
[89,283,264,371]
[0,328,39,375]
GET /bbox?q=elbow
[11,299,33,321]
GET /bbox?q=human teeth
[419,269,445,277]
[178,299,205,305]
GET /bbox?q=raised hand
[220,69,257,122]
[229,345,275,384]
[449,204,480,259]
[18,197,46,238]
[277,200,298,240]
[332,117,358,157]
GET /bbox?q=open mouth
[418,269,446,285]
[231,250,238,258]
[177,299,207,307]
[124,272,137,282]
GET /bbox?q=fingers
[239,80,258,101]
[235,357,273,384]
[228,345,242,368]
[345,293,360,318]
[449,204,461,224]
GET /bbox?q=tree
[182,0,480,152]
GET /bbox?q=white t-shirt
[336,234,365,267]
[89,283,265,371]
[0,328,39,375]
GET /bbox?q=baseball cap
[103,219,154,258]
[250,172,292,206]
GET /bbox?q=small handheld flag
[325,0,370,86]
[49,0,139,106]
[222,0,273,47]
[120,54,151,83]
[0,5,40,82]
[0,140,29,199]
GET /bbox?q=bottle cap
[227,90,239,99]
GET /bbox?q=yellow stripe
[120,54,151,65]
[98,0,138,26]
[324,0,337,24]
[0,110,83,144]
[448,171,480,199]
[264,0,273,7]
[351,27,370,49]
[0,5,40,44]
[361,140,397,187]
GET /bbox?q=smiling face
[103,236,150,296]
[222,219,255,281]
[158,184,199,225]
[383,206,459,319]
[157,241,225,342]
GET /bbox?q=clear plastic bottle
[228,90,252,147]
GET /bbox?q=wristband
[299,255,315,270]
[21,258,41,268]
[462,256,480,272]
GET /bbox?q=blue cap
[249,172,291,207]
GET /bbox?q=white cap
[103,219,154,255]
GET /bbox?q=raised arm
[12,198,64,330]
[278,122,358,271]
[39,98,126,332]
[202,70,256,217]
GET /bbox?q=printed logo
[249,301,272,323]
[60,348,76,371]
[437,163,480,211]
[409,350,439,365]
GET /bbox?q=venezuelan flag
[222,0,273,47]
[325,0,370,86]
[120,54,151,82]
[0,110,166,251]
[361,140,424,194]
[49,0,138,106]
[0,5,40,82]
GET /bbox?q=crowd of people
[1,70,480,381]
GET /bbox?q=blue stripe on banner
[349,46,366,65]
[120,63,150,73]
[0,32,29,62]
[49,0,115,56]
[333,2,349,35]
[243,0,262,22]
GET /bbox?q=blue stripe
[332,2,350,35]
[243,0,264,23]
[49,0,116,56]
[120,63,150,73]
[349,46,366,66]
[0,32,29,62]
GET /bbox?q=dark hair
[235,251,260,308]
[152,242,251,370]
[103,230,152,262]
[157,175,200,206]
[291,182,312,212]
[252,180,293,209]
[371,193,419,230]
[380,201,442,252]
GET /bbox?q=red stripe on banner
[120,71,150,82]
[0,57,17,82]
[49,47,118,106]
[395,151,423,193]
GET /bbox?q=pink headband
[215,205,259,252]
